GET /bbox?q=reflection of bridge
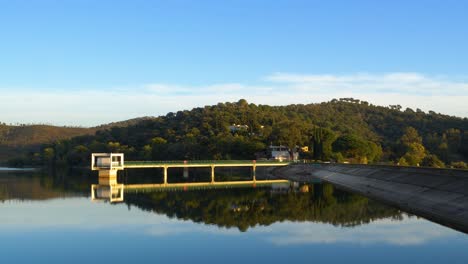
[124,180,290,192]
[91,176,289,203]
[91,153,290,202]
[92,180,291,202]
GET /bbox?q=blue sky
[0,0,467,126]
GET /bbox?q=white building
[229,124,249,132]
[268,145,298,161]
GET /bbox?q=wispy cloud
[265,72,468,95]
[144,83,274,96]
[0,72,466,126]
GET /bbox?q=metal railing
[125,159,291,166]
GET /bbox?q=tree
[398,127,427,166]
[43,147,55,164]
[272,120,305,159]
[400,127,422,146]
[141,145,152,160]
[67,145,89,165]
[450,161,467,169]
[366,141,382,163]
[421,154,445,168]
[399,143,426,166]
[310,127,336,160]
[151,137,168,160]
[333,134,369,163]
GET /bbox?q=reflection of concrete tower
[91,153,125,203]
[91,176,124,203]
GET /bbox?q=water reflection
[0,198,461,247]
[88,173,403,231]
[1,169,402,231]
[1,168,467,264]
[91,176,124,203]
[123,182,402,231]
[0,168,90,201]
[90,171,290,204]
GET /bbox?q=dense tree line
[10,99,468,168]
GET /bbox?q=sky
[0,0,467,126]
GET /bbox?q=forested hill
[10,99,468,168]
[92,116,156,130]
[0,118,156,163]
[0,124,94,162]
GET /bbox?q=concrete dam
[274,163,468,233]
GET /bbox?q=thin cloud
[0,72,467,126]
[266,72,468,95]
[144,83,274,96]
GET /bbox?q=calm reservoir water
[0,168,467,263]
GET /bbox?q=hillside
[0,124,93,146]
[92,116,156,130]
[0,124,97,162]
[21,98,467,168]
[0,117,161,163]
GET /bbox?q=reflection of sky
[258,217,460,246]
[0,198,467,263]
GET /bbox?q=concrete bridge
[90,153,290,202]
[91,153,289,183]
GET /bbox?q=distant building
[268,145,299,161]
[229,124,249,132]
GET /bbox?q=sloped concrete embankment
[274,163,468,233]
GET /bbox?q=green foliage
[332,134,381,163]
[399,142,426,166]
[421,154,445,168]
[401,127,423,146]
[310,127,336,160]
[450,161,467,169]
[5,98,467,167]
[42,147,55,164]
[398,127,447,167]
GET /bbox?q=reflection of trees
[125,183,402,231]
[0,169,92,201]
[0,171,403,232]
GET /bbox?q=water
[0,168,467,263]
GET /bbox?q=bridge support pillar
[211,165,215,183]
[99,170,118,178]
[163,166,168,185]
[252,164,256,182]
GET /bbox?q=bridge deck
[124,160,290,169]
